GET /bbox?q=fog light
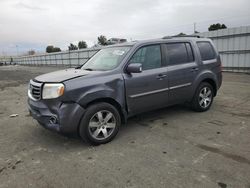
[49,116,58,124]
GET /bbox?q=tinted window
[197,42,216,61]
[186,43,194,62]
[129,45,161,70]
[165,43,190,65]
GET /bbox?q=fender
[191,69,218,97]
[76,78,126,110]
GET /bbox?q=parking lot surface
[0,65,250,188]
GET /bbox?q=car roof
[106,37,211,48]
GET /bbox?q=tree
[46,45,61,53]
[68,43,78,51]
[97,35,107,45]
[208,23,227,31]
[46,45,54,53]
[78,41,88,49]
[52,47,61,52]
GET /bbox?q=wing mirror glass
[126,63,142,73]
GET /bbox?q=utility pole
[16,45,19,56]
[193,22,196,33]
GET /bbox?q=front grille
[29,80,42,100]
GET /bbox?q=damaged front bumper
[28,98,85,136]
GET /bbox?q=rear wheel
[191,82,214,112]
[79,102,121,145]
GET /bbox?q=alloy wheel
[198,87,212,108]
[88,110,116,140]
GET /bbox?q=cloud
[14,2,47,11]
[0,0,249,54]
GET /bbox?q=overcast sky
[0,0,250,55]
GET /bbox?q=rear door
[123,44,169,115]
[163,42,199,104]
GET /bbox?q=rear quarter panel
[190,39,222,97]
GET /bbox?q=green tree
[68,43,78,51]
[97,35,107,45]
[53,47,61,52]
[46,45,54,53]
[46,45,61,53]
[208,23,227,31]
[78,41,88,49]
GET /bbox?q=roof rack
[162,36,172,39]
[162,35,202,39]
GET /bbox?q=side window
[197,42,216,61]
[165,43,190,65]
[185,43,194,62]
[129,45,161,70]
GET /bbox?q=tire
[191,82,214,112]
[79,102,121,145]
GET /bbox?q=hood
[35,68,99,82]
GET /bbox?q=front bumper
[28,98,85,135]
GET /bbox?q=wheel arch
[82,97,127,125]
[200,78,217,96]
[193,71,218,97]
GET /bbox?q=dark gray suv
[28,37,222,145]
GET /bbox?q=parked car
[28,36,222,145]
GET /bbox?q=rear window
[197,42,216,61]
[165,43,194,65]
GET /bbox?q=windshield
[81,46,131,71]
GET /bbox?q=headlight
[42,83,65,99]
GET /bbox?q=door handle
[156,74,167,80]
[191,67,199,72]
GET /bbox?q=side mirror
[126,63,142,73]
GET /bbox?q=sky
[0,0,250,55]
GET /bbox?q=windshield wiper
[83,68,94,71]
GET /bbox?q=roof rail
[162,36,172,39]
[162,35,202,39]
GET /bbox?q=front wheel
[191,82,214,112]
[79,102,121,145]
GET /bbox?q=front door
[123,44,169,116]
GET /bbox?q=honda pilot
[28,37,222,145]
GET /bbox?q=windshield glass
[81,46,131,71]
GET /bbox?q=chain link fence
[0,48,100,67]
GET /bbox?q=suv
[28,37,222,145]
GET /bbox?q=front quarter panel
[63,73,126,108]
